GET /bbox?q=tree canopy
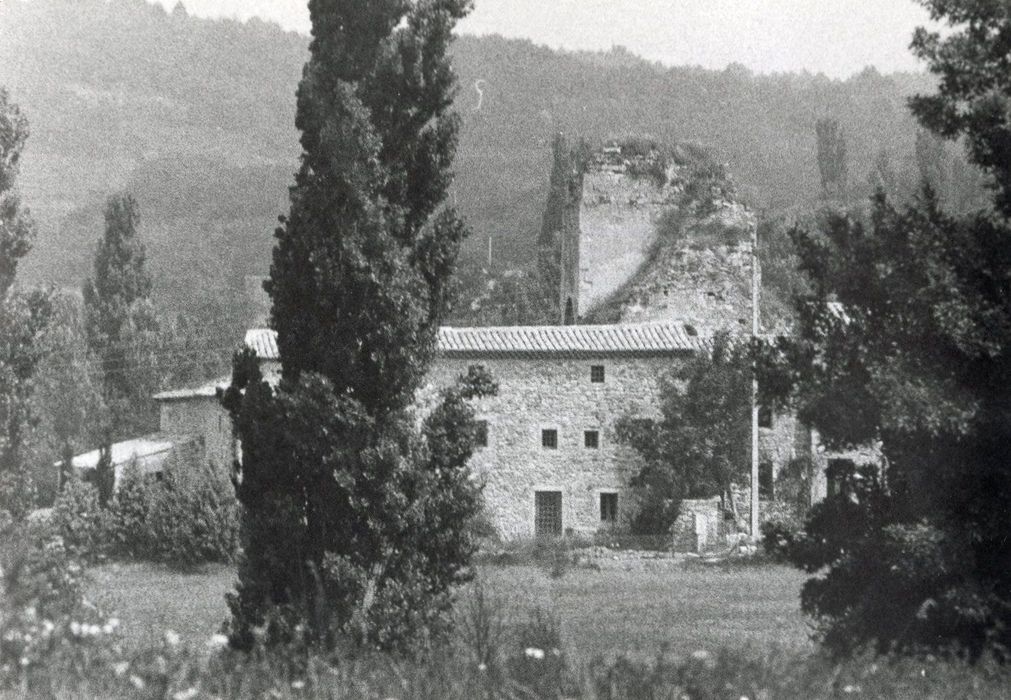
[224,0,492,654]
[761,0,1011,657]
[617,333,751,534]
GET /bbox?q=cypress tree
[223,0,492,653]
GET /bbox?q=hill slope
[0,0,934,320]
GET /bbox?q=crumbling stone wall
[546,139,758,333]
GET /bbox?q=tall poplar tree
[223,0,492,653]
[83,193,158,438]
[0,88,51,523]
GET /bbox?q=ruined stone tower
[542,138,756,333]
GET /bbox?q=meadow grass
[88,560,811,662]
[9,560,1003,698]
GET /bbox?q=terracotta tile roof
[436,323,706,358]
[242,323,706,362]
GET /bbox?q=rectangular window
[474,420,488,448]
[600,493,618,523]
[584,430,599,449]
[535,491,563,536]
[590,365,605,383]
[827,458,855,498]
[758,405,773,429]
[541,429,558,449]
[759,462,775,500]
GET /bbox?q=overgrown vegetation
[50,463,238,569]
[758,0,1011,659]
[616,332,751,534]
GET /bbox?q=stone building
[428,323,705,537]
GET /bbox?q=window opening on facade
[535,491,563,536]
[758,404,773,428]
[827,458,856,498]
[600,492,618,523]
[590,365,605,383]
[584,430,599,449]
[759,461,775,499]
[541,429,558,449]
[564,298,574,325]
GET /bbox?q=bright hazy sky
[155,0,937,78]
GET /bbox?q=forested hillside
[0,0,935,321]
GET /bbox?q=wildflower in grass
[843,685,861,694]
[206,633,228,650]
[477,663,487,672]
[130,675,146,690]
[112,661,129,677]
[291,679,305,689]
[172,688,199,700]
[524,647,545,660]
[164,629,180,647]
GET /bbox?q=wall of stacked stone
[670,497,725,552]
[576,169,676,314]
[159,397,234,479]
[427,354,684,539]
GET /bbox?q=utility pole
[750,220,761,541]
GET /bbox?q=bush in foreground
[1,632,1009,699]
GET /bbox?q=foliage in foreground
[224,0,487,655]
[757,0,1011,658]
[1,630,1009,699]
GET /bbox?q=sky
[155,0,937,78]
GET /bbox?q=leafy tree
[816,118,848,202]
[0,88,51,525]
[31,293,104,502]
[83,193,159,438]
[224,0,492,653]
[911,0,1011,216]
[616,333,751,534]
[760,0,1011,657]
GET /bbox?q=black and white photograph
[1,1,1009,697]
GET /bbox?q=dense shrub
[50,477,110,562]
[144,465,238,568]
[107,462,239,569]
[761,513,804,562]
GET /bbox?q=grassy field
[88,560,811,661]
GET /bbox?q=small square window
[584,430,599,449]
[475,420,488,448]
[600,493,618,523]
[590,365,605,383]
[758,405,774,429]
[541,429,558,449]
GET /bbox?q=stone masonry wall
[577,170,670,315]
[159,397,234,477]
[427,354,680,539]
